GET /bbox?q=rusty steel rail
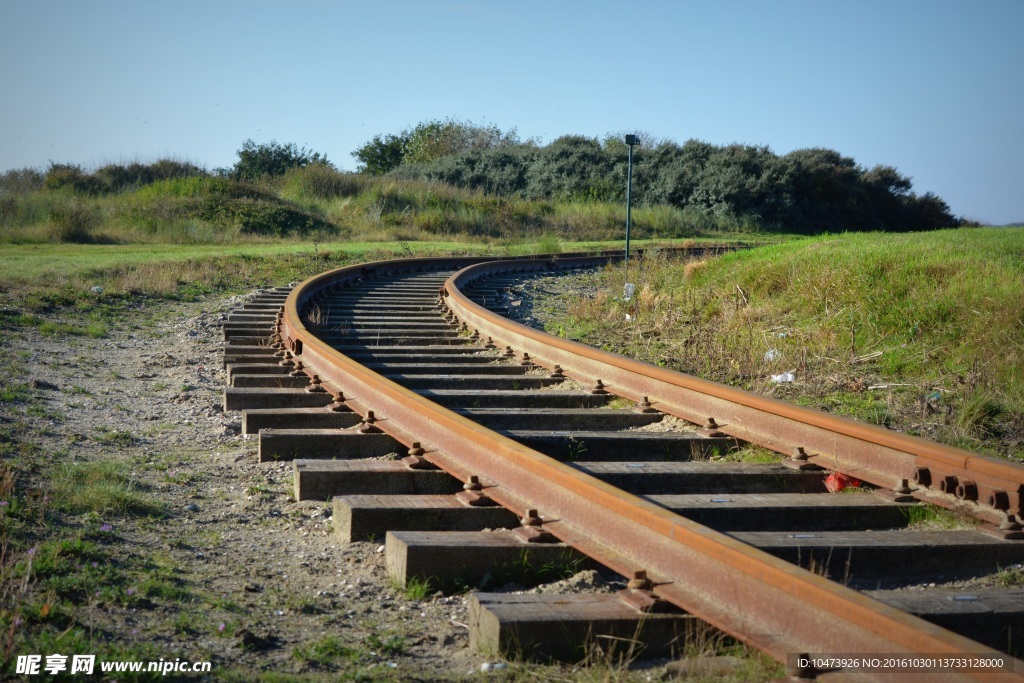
[281,254,1023,681]
[446,259,1024,528]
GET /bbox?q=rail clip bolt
[955,480,978,501]
[550,365,565,379]
[636,396,659,413]
[520,353,533,366]
[403,442,433,470]
[456,475,494,507]
[359,411,383,433]
[792,447,808,461]
[627,570,653,591]
[520,509,543,527]
[306,375,327,393]
[987,490,1010,511]
[289,361,306,377]
[701,417,727,437]
[893,479,912,495]
[502,346,515,358]
[939,475,958,494]
[591,379,609,395]
[484,337,497,349]
[913,467,931,488]
[329,392,348,411]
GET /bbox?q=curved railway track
[223,250,1024,680]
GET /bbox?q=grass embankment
[555,228,1024,459]
[1,165,779,247]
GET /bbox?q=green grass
[396,576,432,601]
[292,635,360,667]
[558,228,1024,459]
[50,459,163,516]
[901,503,978,529]
[995,566,1024,587]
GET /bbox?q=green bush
[228,139,331,181]
[0,168,45,195]
[92,159,206,193]
[44,164,104,195]
[47,197,99,242]
[210,200,332,236]
[281,165,367,199]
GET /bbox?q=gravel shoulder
[4,294,486,680]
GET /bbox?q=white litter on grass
[764,349,780,361]
[623,283,635,301]
[771,371,796,383]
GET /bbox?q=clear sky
[2,0,1022,224]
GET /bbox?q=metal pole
[625,140,634,263]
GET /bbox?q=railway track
[223,250,1024,680]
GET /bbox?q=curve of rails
[251,251,1024,680]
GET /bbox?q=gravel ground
[7,293,492,680]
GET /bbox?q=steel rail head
[282,254,1022,680]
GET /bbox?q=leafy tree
[353,118,520,175]
[44,163,105,195]
[353,133,409,176]
[526,135,611,200]
[230,140,331,181]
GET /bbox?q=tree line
[2,124,966,237]
[353,119,962,233]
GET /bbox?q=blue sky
[2,0,1022,224]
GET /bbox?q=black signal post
[624,134,639,263]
